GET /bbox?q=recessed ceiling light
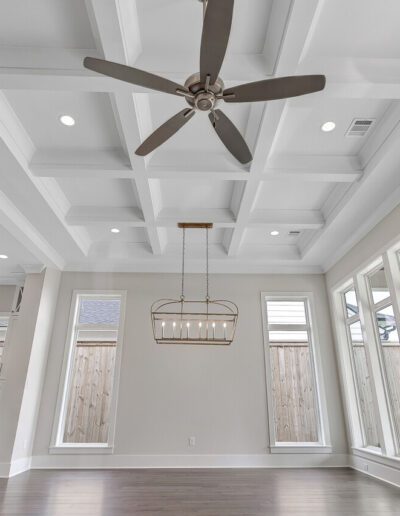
[59,115,75,127]
[111,228,120,234]
[0,254,8,259]
[321,121,336,132]
[270,230,280,236]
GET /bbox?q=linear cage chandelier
[151,223,238,345]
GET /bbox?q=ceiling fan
[84,0,325,164]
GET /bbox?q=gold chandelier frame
[151,223,238,345]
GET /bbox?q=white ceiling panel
[306,0,400,59]
[165,227,225,245]
[56,178,138,208]
[274,98,390,156]
[0,225,40,277]
[0,0,95,49]
[160,179,234,210]
[242,228,302,246]
[254,181,333,211]
[136,0,273,55]
[86,226,147,244]
[4,92,122,151]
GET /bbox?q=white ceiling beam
[0,93,91,257]
[32,163,248,181]
[66,206,145,226]
[225,0,325,256]
[264,154,362,183]
[3,67,400,100]
[31,153,361,184]
[32,163,134,179]
[87,0,166,255]
[0,191,64,270]
[300,102,400,262]
[66,207,236,228]
[2,42,400,99]
[147,169,249,181]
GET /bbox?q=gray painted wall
[33,271,347,458]
[0,285,16,312]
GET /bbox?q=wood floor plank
[0,468,399,515]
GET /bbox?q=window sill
[49,445,114,455]
[270,444,332,454]
[352,447,400,469]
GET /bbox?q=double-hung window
[262,295,325,448]
[53,292,126,449]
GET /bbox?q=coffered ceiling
[1,0,400,281]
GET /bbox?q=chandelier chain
[181,227,186,300]
[206,227,209,301]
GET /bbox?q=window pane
[61,295,122,445]
[368,267,390,305]
[79,298,121,325]
[270,345,319,442]
[269,330,308,343]
[348,322,380,447]
[375,305,400,443]
[349,320,363,344]
[376,305,399,344]
[266,298,319,443]
[266,300,307,325]
[344,289,358,318]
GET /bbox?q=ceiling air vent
[346,118,375,137]
[288,231,301,237]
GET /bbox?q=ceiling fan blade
[209,109,252,164]
[223,75,326,103]
[200,0,234,85]
[136,109,195,156]
[84,57,187,97]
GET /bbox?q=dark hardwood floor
[0,468,399,515]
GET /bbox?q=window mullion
[355,272,396,455]
[383,250,400,340]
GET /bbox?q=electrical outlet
[188,436,196,447]
[364,463,369,472]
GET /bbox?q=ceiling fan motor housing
[184,72,224,112]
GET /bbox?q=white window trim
[330,242,400,463]
[50,290,127,453]
[0,311,12,379]
[340,286,383,450]
[260,292,331,452]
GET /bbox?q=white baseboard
[350,453,400,488]
[0,457,31,478]
[31,453,349,470]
